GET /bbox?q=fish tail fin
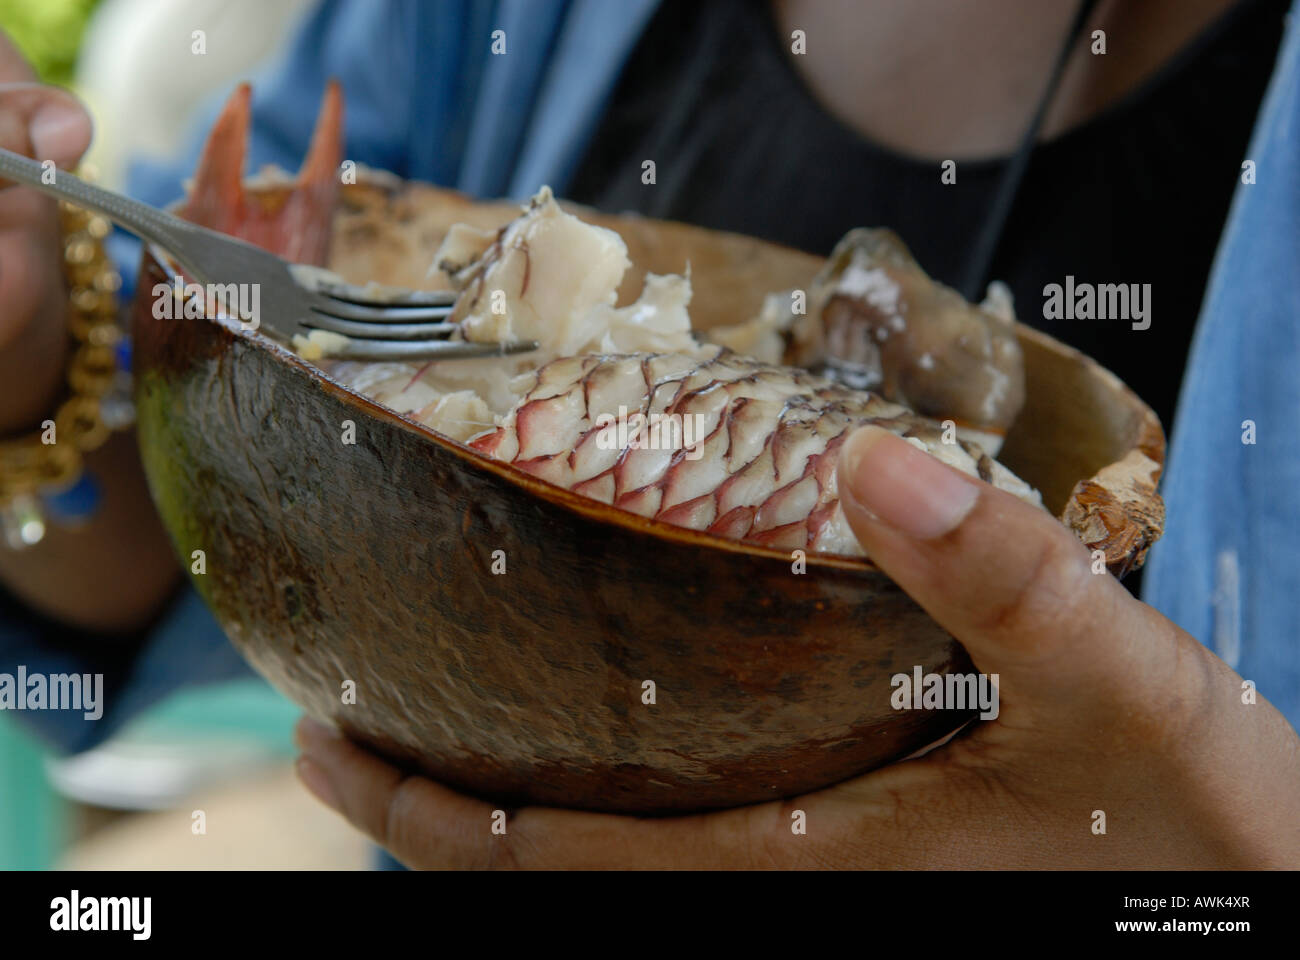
[180,80,343,267]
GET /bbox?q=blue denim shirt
[4,0,1297,751]
[1140,5,1300,729]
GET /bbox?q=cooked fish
[469,346,1038,556]
[327,188,1041,557]
[177,85,1041,559]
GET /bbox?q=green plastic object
[123,678,300,756]
[0,678,298,869]
[0,714,64,870]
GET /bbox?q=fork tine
[305,315,457,340]
[311,279,457,308]
[327,338,538,361]
[309,296,456,323]
[2,148,536,365]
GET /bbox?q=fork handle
[0,146,190,252]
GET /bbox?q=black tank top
[568,0,1287,437]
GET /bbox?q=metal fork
[0,147,536,361]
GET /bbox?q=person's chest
[566,0,1286,439]
[769,0,1244,160]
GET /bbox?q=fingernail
[295,756,340,811]
[839,426,979,540]
[30,102,87,163]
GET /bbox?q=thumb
[0,83,94,176]
[0,31,92,168]
[836,425,1179,716]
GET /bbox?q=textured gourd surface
[132,180,1164,812]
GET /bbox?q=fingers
[0,227,66,420]
[294,717,772,869]
[0,83,93,176]
[836,426,1185,717]
[0,31,94,168]
[0,72,93,410]
[0,87,81,374]
[295,717,496,868]
[0,31,35,84]
[293,714,1023,869]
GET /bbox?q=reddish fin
[180,80,343,267]
[180,83,251,233]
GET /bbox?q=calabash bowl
[132,177,1165,813]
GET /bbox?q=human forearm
[0,431,180,634]
[0,43,180,634]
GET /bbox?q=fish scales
[470,346,1039,557]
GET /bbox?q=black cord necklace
[959,0,1104,301]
